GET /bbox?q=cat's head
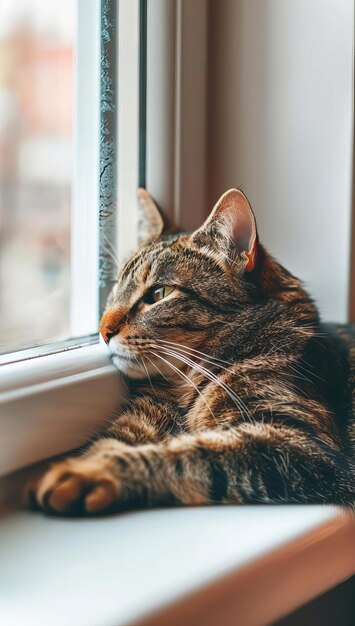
[99,188,295,379]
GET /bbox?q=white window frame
[146,0,208,231]
[117,0,140,262]
[0,0,124,477]
[71,0,101,337]
[0,0,208,479]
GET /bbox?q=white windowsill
[0,342,124,477]
[0,505,353,626]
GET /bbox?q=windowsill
[1,505,354,626]
[0,342,124,477]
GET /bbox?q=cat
[29,188,355,514]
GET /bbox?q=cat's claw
[28,458,121,515]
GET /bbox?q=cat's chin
[110,355,148,379]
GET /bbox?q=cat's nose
[99,309,124,344]
[100,326,116,344]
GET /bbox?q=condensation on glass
[0,0,75,354]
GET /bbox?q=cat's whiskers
[283,363,315,386]
[144,353,170,383]
[150,350,218,426]
[138,355,157,396]
[156,339,233,366]
[289,360,326,383]
[154,344,252,422]
[286,379,312,399]
[151,341,252,422]
[160,346,242,405]
[154,342,232,376]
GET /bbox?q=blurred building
[0,1,75,352]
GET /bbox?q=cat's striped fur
[31,189,355,514]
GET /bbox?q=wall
[208,0,353,322]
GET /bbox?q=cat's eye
[146,285,175,304]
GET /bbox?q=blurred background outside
[0,0,75,354]
[0,0,353,355]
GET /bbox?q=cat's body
[31,189,355,513]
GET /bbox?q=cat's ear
[195,189,258,271]
[137,188,167,244]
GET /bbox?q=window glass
[0,0,75,354]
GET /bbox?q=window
[0,0,143,474]
[0,0,103,362]
[0,0,76,355]
[0,0,208,477]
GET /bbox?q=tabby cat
[30,188,355,513]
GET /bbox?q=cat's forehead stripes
[119,240,168,282]
[120,235,225,283]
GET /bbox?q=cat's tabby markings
[29,189,355,514]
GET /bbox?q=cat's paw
[27,456,121,515]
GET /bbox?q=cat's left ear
[195,188,258,271]
[137,188,168,244]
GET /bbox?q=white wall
[208,0,353,322]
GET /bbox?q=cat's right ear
[137,188,168,244]
[192,188,258,272]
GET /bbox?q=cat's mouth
[108,341,146,379]
[108,336,186,381]
[110,354,147,379]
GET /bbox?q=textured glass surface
[99,0,117,312]
[0,0,75,353]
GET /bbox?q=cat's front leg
[102,395,180,445]
[32,430,226,515]
[31,422,348,515]
[31,436,183,515]
[27,395,180,513]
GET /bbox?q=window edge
[0,343,124,477]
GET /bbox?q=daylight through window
[0,0,75,354]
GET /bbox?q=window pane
[0,0,75,354]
